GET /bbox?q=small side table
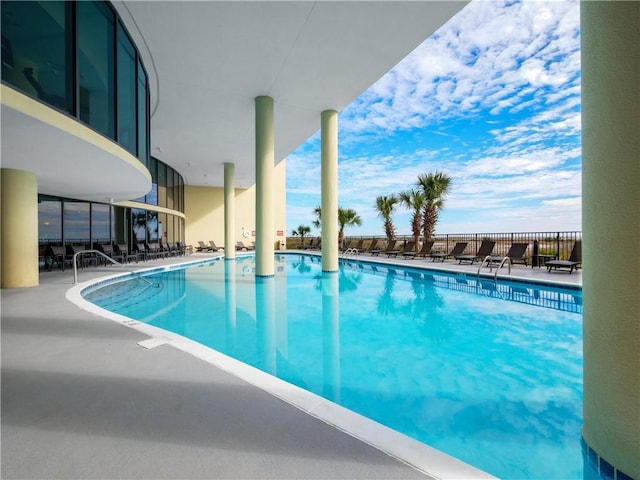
[531,254,557,268]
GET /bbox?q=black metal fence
[288,231,582,262]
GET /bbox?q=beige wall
[185,160,287,250]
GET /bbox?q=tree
[291,225,311,246]
[312,206,322,230]
[314,206,362,248]
[398,188,425,248]
[337,207,362,248]
[375,195,398,242]
[417,171,452,240]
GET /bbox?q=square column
[255,96,275,277]
[224,162,236,259]
[321,110,339,272]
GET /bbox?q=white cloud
[286,0,582,236]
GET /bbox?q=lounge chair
[209,240,223,252]
[388,240,414,257]
[430,242,468,262]
[403,240,434,259]
[546,240,581,274]
[47,245,70,271]
[340,239,353,252]
[351,238,364,252]
[371,240,398,256]
[114,243,137,263]
[455,240,495,264]
[364,238,380,254]
[236,241,254,251]
[298,237,316,250]
[488,242,529,266]
[196,240,212,252]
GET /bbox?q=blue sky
[286,0,581,236]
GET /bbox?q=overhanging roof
[115,1,467,188]
[1,1,467,200]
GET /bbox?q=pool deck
[1,251,581,479]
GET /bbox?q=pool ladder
[73,249,160,287]
[340,247,360,264]
[476,255,511,280]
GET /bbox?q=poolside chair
[546,240,581,274]
[455,240,495,265]
[364,238,379,254]
[351,238,364,252]
[114,243,137,263]
[430,242,468,262]
[403,240,434,259]
[371,240,398,256]
[47,245,70,271]
[196,240,212,252]
[488,242,529,267]
[236,241,253,251]
[209,240,223,252]
[388,240,414,257]
[339,239,353,252]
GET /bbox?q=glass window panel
[157,161,167,208]
[38,196,62,244]
[147,210,158,242]
[137,61,148,165]
[158,213,167,243]
[113,206,127,245]
[1,1,73,113]
[78,1,115,138]
[63,201,90,245]
[131,208,146,244]
[116,22,136,155]
[166,166,174,210]
[91,203,111,246]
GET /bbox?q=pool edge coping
[67,256,500,480]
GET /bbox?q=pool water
[83,254,584,480]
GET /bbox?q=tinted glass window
[78,1,115,138]
[131,208,146,245]
[91,203,111,245]
[64,201,90,245]
[137,62,148,165]
[1,1,73,113]
[157,161,167,208]
[38,196,62,244]
[116,23,136,155]
[147,211,158,242]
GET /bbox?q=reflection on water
[84,254,584,480]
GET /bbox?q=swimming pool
[82,254,583,480]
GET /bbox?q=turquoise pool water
[83,254,584,479]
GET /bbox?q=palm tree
[375,195,398,242]
[312,206,322,230]
[398,188,425,248]
[291,224,311,246]
[337,207,362,248]
[312,206,362,248]
[417,171,452,241]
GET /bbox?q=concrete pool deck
[2,251,581,479]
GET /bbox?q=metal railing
[288,231,581,264]
[73,249,158,286]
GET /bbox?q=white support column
[224,162,235,259]
[321,109,338,273]
[581,2,639,479]
[255,96,275,277]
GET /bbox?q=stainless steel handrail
[73,249,158,286]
